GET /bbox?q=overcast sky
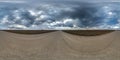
[0,0,26,3]
[0,0,120,2]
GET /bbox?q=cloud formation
[0,2,120,30]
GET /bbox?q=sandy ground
[0,31,120,60]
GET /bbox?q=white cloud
[0,0,119,30]
[30,0,120,2]
[1,0,120,3]
[0,0,26,3]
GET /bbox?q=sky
[0,0,26,3]
[0,0,120,30]
[0,0,120,3]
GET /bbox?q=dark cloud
[0,2,119,30]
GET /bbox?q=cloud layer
[0,2,120,30]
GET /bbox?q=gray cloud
[1,0,120,3]
[0,2,120,30]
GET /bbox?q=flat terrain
[0,31,119,60]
